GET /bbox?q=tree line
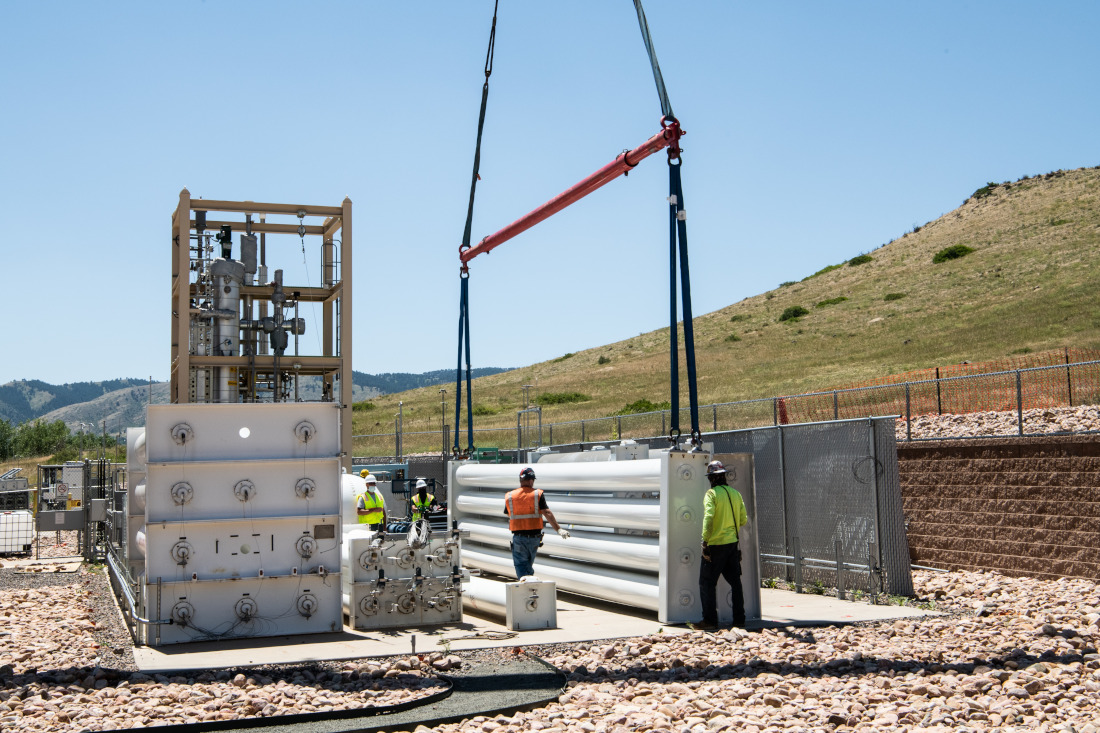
[0,418,119,462]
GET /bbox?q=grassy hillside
[354,166,1100,446]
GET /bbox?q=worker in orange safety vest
[503,467,570,579]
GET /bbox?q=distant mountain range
[0,368,510,432]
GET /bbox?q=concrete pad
[133,585,939,674]
[760,587,939,627]
[4,557,82,573]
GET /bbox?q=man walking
[504,467,570,579]
[697,459,748,630]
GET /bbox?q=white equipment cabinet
[341,520,465,631]
[506,579,557,631]
[129,403,343,645]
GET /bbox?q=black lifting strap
[634,0,700,447]
[455,0,499,457]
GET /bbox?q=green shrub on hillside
[472,404,498,416]
[597,355,611,365]
[848,254,873,266]
[352,401,376,411]
[537,392,590,406]
[725,333,742,342]
[815,296,848,308]
[884,292,906,302]
[779,281,796,287]
[971,182,999,201]
[779,306,809,322]
[932,244,976,264]
[552,353,575,363]
[729,314,748,322]
[616,399,671,416]
[803,263,842,282]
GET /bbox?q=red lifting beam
[460,117,683,266]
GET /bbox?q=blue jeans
[511,534,542,579]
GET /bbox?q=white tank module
[128,402,343,645]
[451,450,762,627]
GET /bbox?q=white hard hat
[415,479,428,489]
[364,474,377,485]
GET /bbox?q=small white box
[505,579,557,631]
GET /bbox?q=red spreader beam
[460,118,683,266]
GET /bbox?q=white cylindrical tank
[455,492,660,531]
[462,575,508,617]
[455,459,662,493]
[462,545,659,611]
[459,519,659,572]
[210,257,244,402]
[134,524,147,558]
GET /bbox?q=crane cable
[634,0,701,448]
[454,0,499,458]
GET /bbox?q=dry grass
[356,167,1100,453]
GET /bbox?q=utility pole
[439,389,447,459]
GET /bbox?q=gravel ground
[2,411,1097,730]
[896,405,1100,441]
[3,567,1100,731]
[0,566,451,731]
[431,571,1100,733]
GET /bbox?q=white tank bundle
[450,448,762,626]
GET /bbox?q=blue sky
[1,1,1097,386]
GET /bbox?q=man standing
[410,479,436,522]
[356,474,388,530]
[697,459,748,630]
[504,467,570,579]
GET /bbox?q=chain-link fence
[357,358,1100,456]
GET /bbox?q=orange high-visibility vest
[506,488,544,532]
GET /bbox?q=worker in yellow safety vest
[410,479,436,521]
[356,474,387,529]
[503,467,570,579]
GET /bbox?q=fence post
[792,536,803,593]
[1016,370,1024,436]
[617,416,622,440]
[581,420,585,444]
[394,418,400,460]
[661,411,666,435]
[833,391,839,421]
[713,404,718,431]
[773,397,778,426]
[517,412,522,454]
[1065,347,1074,406]
[905,383,912,442]
[549,424,553,446]
[835,540,846,601]
[935,367,942,415]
